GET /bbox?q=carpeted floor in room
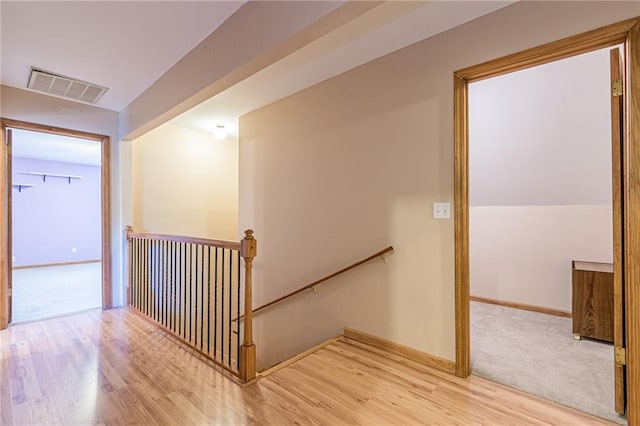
[471,301,626,425]
[11,262,102,324]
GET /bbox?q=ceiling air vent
[27,68,107,105]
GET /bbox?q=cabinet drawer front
[572,269,614,342]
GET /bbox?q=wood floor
[0,308,612,425]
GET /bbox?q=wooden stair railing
[126,227,257,382]
[234,246,393,323]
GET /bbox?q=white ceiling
[1,0,516,149]
[1,1,245,111]
[170,1,515,140]
[469,47,613,206]
[11,129,102,167]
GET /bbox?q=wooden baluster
[240,229,257,381]
[126,225,133,306]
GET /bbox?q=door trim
[453,17,640,422]
[609,46,626,416]
[0,118,112,329]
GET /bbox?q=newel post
[240,229,257,381]
[126,225,133,306]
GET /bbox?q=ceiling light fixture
[213,125,227,140]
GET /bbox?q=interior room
[2,1,640,424]
[11,129,103,323]
[469,47,620,422]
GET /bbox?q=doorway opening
[1,119,111,327]
[467,46,621,423]
[454,18,640,425]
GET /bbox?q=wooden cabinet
[572,261,614,343]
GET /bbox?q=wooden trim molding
[127,231,242,250]
[456,17,638,82]
[0,118,110,141]
[344,327,456,375]
[454,17,640,423]
[0,118,112,326]
[12,259,101,270]
[625,19,640,424]
[7,129,12,323]
[101,133,112,309]
[0,125,7,329]
[453,73,469,378]
[470,296,572,318]
[610,46,626,415]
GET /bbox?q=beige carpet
[12,262,102,323]
[471,301,626,424]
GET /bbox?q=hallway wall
[239,1,639,368]
[470,205,612,311]
[12,157,101,267]
[132,124,238,241]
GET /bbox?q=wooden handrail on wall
[235,246,394,322]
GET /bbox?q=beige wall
[239,1,639,368]
[0,85,124,306]
[468,47,613,311]
[469,48,612,207]
[470,205,613,312]
[133,124,238,241]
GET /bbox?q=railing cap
[242,230,257,258]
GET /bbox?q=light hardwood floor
[0,308,612,425]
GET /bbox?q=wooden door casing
[6,129,12,324]
[610,46,626,416]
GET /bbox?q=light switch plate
[433,202,451,219]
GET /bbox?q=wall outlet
[12,256,15,264]
[71,247,77,253]
[433,202,451,219]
